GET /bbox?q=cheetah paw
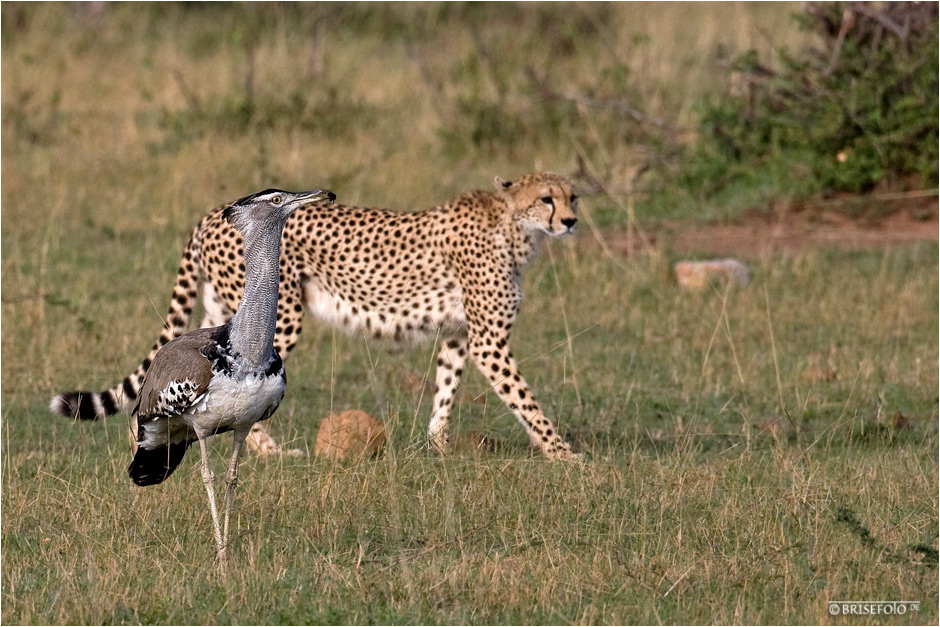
[546,445,583,462]
[247,423,305,457]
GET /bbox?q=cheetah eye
[541,196,554,206]
[271,195,283,205]
[570,194,578,203]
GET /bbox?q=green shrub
[684,2,938,205]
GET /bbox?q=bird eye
[271,195,282,205]
[541,196,554,206]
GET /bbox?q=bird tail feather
[128,440,192,486]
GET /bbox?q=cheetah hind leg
[427,336,468,454]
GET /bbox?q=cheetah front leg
[428,335,469,453]
[468,333,578,460]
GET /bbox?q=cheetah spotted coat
[51,173,580,459]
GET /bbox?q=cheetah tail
[49,224,204,421]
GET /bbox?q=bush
[684,2,938,204]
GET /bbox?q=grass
[4,242,937,625]
[2,3,937,625]
[4,446,935,624]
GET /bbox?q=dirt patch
[601,195,938,258]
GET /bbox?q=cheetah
[51,172,580,459]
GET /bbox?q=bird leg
[196,432,225,565]
[222,430,249,556]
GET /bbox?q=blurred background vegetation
[683,2,939,214]
[4,2,934,224]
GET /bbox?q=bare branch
[851,2,911,40]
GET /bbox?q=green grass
[2,3,937,625]
[4,242,937,625]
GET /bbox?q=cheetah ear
[494,176,513,190]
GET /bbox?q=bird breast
[192,369,286,433]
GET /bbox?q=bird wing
[133,326,228,421]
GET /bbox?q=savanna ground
[2,4,937,625]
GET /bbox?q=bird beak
[295,189,336,206]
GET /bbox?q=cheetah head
[495,172,578,237]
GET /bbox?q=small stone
[753,417,786,439]
[891,411,910,430]
[675,258,750,289]
[800,366,837,383]
[315,410,386,461]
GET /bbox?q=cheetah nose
[561,217,578,231]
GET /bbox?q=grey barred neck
[227,226,284,372]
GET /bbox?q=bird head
[222,188,336,234]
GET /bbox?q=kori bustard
[128,187,335,568]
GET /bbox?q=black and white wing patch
[132,327,220,422]
[128,328,223,487]
[143,378,207,419]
